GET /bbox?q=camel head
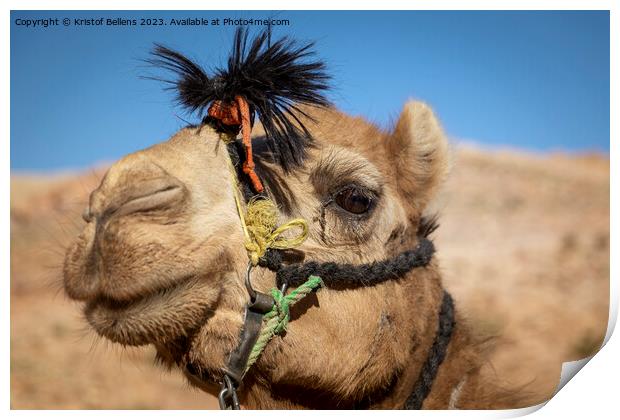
[63,29,454,409]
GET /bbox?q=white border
[3,1,616,418]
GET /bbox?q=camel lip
[86,294,139,313]
[83,274,220,346]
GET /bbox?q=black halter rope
[259,238,436,290]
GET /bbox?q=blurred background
[10,10,609,408]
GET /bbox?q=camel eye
[334,186,373,214]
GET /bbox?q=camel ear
[385,101,450,215]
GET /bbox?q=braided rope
[404,292,455,409]
[259,238,435,289]
[244,275,323,374]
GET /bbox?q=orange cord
[207,96,264,193]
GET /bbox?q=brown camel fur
[63,101,524,409]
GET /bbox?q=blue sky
[11,10,609,171]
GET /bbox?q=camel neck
[242,287,465,409]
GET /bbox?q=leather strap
[223,292,274,385]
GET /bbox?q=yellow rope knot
[244,198,308,265]
[223,145,308,266]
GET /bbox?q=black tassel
[146,27,331,172]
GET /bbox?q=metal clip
[218,374,240,410]
[245,262,257,301]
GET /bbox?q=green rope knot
[269,289,291,335]
[244,275,323,374]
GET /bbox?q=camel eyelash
[322,183,379,219]
[315,184,379,245]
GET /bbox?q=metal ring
[218,388,231,409]
[245,262,257,301]
[218,379,232,409]
[218,375,240,410]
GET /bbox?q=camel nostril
[114,183,184,217]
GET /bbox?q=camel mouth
[87,273,195,308]
[84,274,221,346]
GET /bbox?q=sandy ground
[10,146,609,409]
